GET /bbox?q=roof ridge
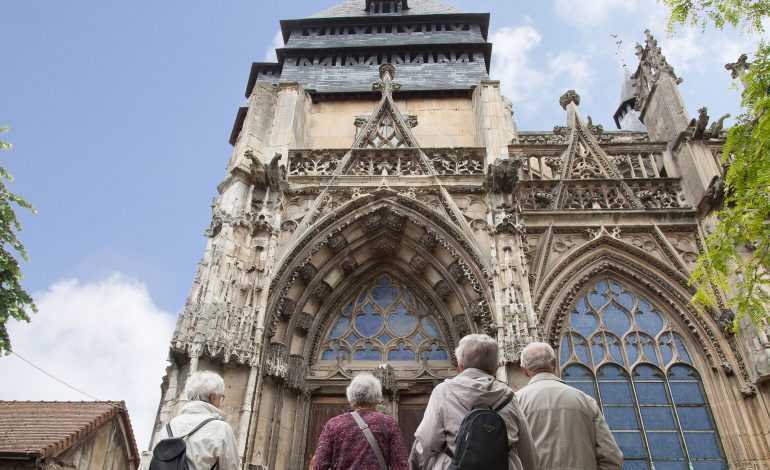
[310,0,464,19]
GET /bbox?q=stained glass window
[320,276,450,363]
[559,279,727,469]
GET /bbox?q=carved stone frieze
[265,342,289,381]
[287,355,307,391]
[434,279,452,299]
[297,263,318,284]
[420,233,438,252]
[409,254,428,272]
[279,298,297,319]
[313,282,333,302]
[296,312,313,333]
[374,238,399,255]
[448,261,465,282]
[329,232,348,253]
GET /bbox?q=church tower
[151,2,770,469]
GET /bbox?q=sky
[0,0,765,452]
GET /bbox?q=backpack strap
[350,411,389,470]
[166,423,174,438]
[493,393,514,413]
[165,417,220,440]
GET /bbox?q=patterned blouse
[312,409,409,470]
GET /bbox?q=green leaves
[0,125,37,354]
[661,0,770,33]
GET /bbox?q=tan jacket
[408,368,539,470]
[516,373,623,470]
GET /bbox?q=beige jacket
[409,368,539,470]
[140,400,241,470]
[516,373,623,470]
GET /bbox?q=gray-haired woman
[312,374,408,470]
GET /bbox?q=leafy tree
[661,0,770,330]
[0,125,37,354]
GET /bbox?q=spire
[613,68,645,131]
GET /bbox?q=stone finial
[372,63,401,97]
[725,53,750,80]
[559,90,581,110]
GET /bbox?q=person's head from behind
[520,341,557,378]
[186,371,226,408]
[346,373,383,409]
[455,334,499,375]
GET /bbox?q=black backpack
[444,393,514,470]
[149,417,219,470]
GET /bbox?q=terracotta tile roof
[0,401,140,463]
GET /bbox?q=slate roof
[311,0,463,18]
[0,401,140,462]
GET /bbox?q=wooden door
[398,394,430,455]
[304,396,351,469]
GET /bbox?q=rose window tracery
[559,279,726,469]
[320,276,450,363]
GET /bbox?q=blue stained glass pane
[421,317,442,339]
[659,334,674,365]
[378,332,392,345]
[328,317,350,339]
[640,406,677,430]
[372,277,399,311]
[599,363,626,377]
[651,461,688,470]
[625,338,639,365]
[677,407,713,430]
[668,364,697,380]
[412,332,426,346]
[691,460,727,470]
[635,364,662,380]
[642,339,659,366]
[576,298,589,313]
[590,291,609,311]
[357,289,369,305]
[636,307,664,337]
[669,382,705,405]
[674,334,692,364]
[344,332,359,346]
[617,292,634,310]
[604,406,640,429]
[322,344,349,361]
[354,343,382,361]
[355,304,383,336]
[592,337,606,365]
[634,382,669,405]
[424,344,449,360]
[612,432,647,459]
[387,342,416,361]
[647,431,685,458]
[567,381,598,400]
[684,432,723,459]
[622,460,650,470]
[596,280,610,294]
[603,305,633,337]
[387,303,417,336]
[560,336,570,365]
[599,381,633,404]
[607,335,624,364]
[571,310,599,337]
[573,336,590,364]
[563,364,594,380]
[343,304,353,316]
[610,281,623,294]
[402,289,414,306]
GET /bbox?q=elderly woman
[145,370,241,470]
[312,374,408,470]
[408,334,538,470]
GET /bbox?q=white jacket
[142,400,241,470]
[409,368,539,470]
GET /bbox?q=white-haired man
[517,342,623,470]
[148,370,241,470]
[409,334,538,470]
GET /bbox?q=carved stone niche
[434,279,452,299]
[374,363,397,392]
[409,254,428,273]
[297,263,318,284]
[329,233,348,254]
[342,259,359,274]
[314,282,333,302]
[279,298,297,319]
[448,261,464,282]
[296,312,313,334]
[420,233,438,252]
[287,355,307,391]
[486,158,521,194]
[265,342,288,381]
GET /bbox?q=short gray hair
[455,334,499,375]
[520,342,556,374]
[346,374,383,408]
[185,371,225,401]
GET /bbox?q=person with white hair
[516,342,622,470]
[148,370,240,470]
[312,373,408,470]
[408,334,538,470]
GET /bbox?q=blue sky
[0,0,763,450]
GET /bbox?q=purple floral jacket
[312,409,409,470]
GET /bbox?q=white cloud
[263,30,284,62]
[0,274,176,452]
[659,28,707,73]
[554,0,639,28]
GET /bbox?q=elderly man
[517,342,623,470]
[146,370,240,470]
[409,334,538,470]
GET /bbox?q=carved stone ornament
[287,355,307,391]
[374,363,397,391]
[420,233,438,252]
[298,263,318,283]
[296,312,313,333]
[448,261,465,281]
[265,342,288,381]
[409,254,428,272]
[725,53,750,80]
[313,282,333,302]
[559,90,581,109]
[329,232,348,253]
[486,157,521,194]
[279,297,297,319]
[434,279,452,298]
[453,315,470,337]
[342,259,359,274]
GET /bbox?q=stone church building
[149,0,770,468]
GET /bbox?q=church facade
[150,1,770,468]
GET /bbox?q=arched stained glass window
[320,276,450,363]
[559,279,727,469]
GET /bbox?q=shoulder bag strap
[165,423,174,438]
[350,411,389,470]
[182,417,220,439]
